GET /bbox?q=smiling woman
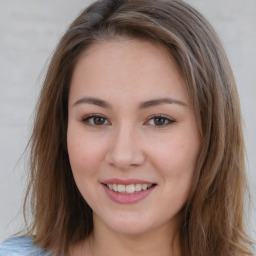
[0,0,254,256]
[67,39,201,245]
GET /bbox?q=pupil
[154,118,165,125]
[94,117,105,125]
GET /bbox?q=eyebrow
[72,96,187,109]
[73,97,112,108]
[139,97,187,109]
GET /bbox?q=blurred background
[0,0,255,244]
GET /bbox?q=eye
[82,115,111,126]
[146,114,175,127]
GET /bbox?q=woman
[0,0,253,255]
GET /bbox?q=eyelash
[81,114,175,128]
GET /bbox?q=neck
[71,215,182,256]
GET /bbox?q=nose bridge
[105,122,145,168]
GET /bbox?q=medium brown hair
[24,0,253,255]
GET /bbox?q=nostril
[105,148,146,168]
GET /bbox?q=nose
[105,125,146,169]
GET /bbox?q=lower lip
[102,185,155,204]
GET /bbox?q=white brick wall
[0,0,255,245]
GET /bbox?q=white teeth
[106,183,154,194]
[126,184,135,193]
[113,184,117,192]
[142,184,148,191]
[135,184,142,191]
[117,184,125,193]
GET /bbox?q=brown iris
[94,116,106,125]
[154,117,166,126]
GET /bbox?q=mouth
[101,179,157,204]
[103,183,156,194]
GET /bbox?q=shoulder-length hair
[24,0,253,255]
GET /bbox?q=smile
[101,180,157,204]
[105,183,154,194]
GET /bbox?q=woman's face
[67,39,201,235]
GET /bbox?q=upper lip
[101,178,156,185]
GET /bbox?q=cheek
[67,128,108,208]
[151,132,200,212]
[155,140,198,169]
[148,127,201,183]
[67,128,105,179]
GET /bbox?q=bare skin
[67,39,201,256]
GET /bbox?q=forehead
[69,39,189,106]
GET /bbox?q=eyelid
[145,114,175,127]
[81,114,175,128]
[81,114,111,127]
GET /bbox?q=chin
[111,222,153,236]
[99,212,165,236]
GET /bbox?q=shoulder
[0,236,50,256]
